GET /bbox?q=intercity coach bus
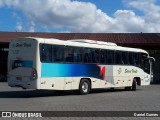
[8,37,154,95]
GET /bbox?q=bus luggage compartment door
[64,77,72,90]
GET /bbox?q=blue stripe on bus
[41,63,103,79]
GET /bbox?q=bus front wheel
[125,78,137,91]
[79,79,90,95]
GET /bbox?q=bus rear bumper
[7,77,38,89]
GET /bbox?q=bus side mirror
[149,57,155,62]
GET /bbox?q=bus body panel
[113,66,144,87]
[38,63,150,90]
[40,77,65,90]
[39,63,105,90]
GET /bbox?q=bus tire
[132,78,137,91]
[79,79,90,95]
[110,88,115,92]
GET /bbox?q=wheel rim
[82,82,88,93]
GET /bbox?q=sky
[0,0,160,33]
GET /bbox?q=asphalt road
[0,82,160,120]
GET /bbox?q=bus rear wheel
[79,79,90,95]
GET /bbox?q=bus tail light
[31,68,37,80]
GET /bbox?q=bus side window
[136,53,141,67]
[115,51,122,64]
[40,44,52,63]
[106,50,114,64]
[129,52,133,65]
[91,49,99,63]
[133,53,140,67]
[52,45,64,62]
[84,48,92,63]
[100,49,105,64]
[122,52,129,65]
[139,54,142,68]
[64,46,74,62]
[73,47,83,62]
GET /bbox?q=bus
[8,37,154,95]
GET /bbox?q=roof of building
[0,32,160,47]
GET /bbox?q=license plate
[16,77,22,80]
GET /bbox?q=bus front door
[143,59,150,85]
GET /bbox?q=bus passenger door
[143,59,150,85]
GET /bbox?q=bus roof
[12,37,148,54]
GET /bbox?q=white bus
[8,37,154,95]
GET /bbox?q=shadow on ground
[0,88,142,98]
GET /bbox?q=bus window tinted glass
[100,50,105,63]
[91,49,99,63]
[122,52,128,64]
[106,50,114,64]
[73,47,83,62]
[144,59,150,74]
[65,46,74,62]
[84,48,99,63]
[84,48,92,63]
[133,53,140,66]
[52,45,64,62]
[141,53,148,71]
[40,44,52,62]
[115,51,122,64]
[129,52,133,65]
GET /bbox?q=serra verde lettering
[15,43,31,47]
[125,69,137,73]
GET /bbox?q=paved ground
[0,82,160,120]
